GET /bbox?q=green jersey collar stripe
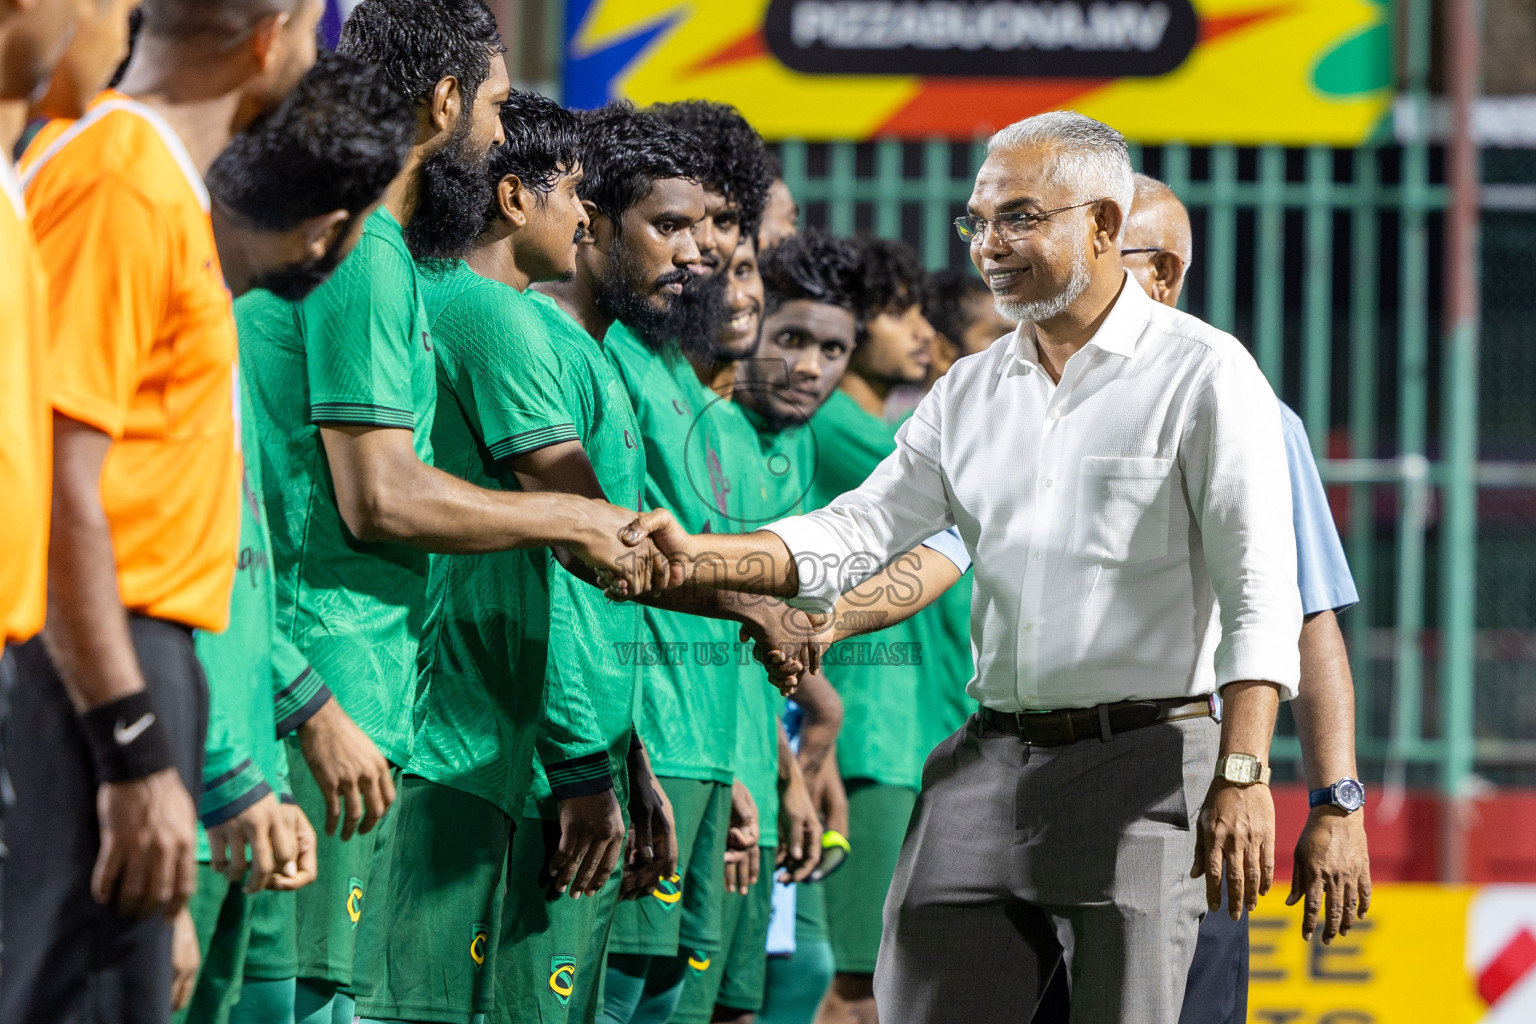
[310,402,415,428]
[487,424,580,461]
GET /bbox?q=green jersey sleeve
[199,713,271,829]
[270,634,330,737]
[301,223,423,429]
[537,616,615,800]
[434,283,578,460]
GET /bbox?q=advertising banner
[1247,883,1514,1023]
[562,0,1393,143]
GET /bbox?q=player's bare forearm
[43,415,147,711]
[321,425,625,555]
[1291,611,1358,789]
[791,670,842,780]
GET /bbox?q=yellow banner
[1247,884,1487,1024]
[563,0,1393,143]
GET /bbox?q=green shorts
[672,846,775,1022]
[351,776,512,1024]
[496,816,624,1024]
[606,777,730,958]
[242,888,296,981]
[285,736,403,988]
[173,864,254,1024]
[822,780,916,974]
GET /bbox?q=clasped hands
[585,507,828,694]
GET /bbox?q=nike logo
[113,712,156,746]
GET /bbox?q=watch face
[1335,779,1365,811]
[1222,754,1260,784]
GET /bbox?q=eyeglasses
[1121,247,1193,270]
[955,199,1104,245]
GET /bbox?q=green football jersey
[806,389,926,789]
[607,324,740,783]
[193,374,329,857]
[236,207,436,767]
[717,401,819,848]
[407,268,645,818]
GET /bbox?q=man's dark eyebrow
[652,208,696,223]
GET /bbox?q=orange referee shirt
[0,160,51,647]
[20,91,239,632]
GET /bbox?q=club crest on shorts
[687,950,712,974]
[652,872,683,911]
[470,923,489,968]
[346,876,364,927]
[548,955,576,1006]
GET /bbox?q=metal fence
[781,133,1536,804]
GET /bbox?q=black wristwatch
[1308,777,1366,814]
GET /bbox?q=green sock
[229,978,297,1024]
[629,954,688,1024]
[598,954,650,1024]
[295,979,341,1024]
[759,940,835,1024]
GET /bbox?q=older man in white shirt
[620,111,1301,1024]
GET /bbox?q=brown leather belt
[979,694,1217,746]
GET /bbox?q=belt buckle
[1022,712,1068,746]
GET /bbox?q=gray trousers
[874,711,1219,1024]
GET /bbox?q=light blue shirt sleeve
[1280,403,1359,615]
[919,526,972,574]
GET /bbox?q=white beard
[993,240,1091,324]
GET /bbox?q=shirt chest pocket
[1073,456,1174,565]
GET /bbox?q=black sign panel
[764,0,1199,78]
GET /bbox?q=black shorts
[1,616,208,1024]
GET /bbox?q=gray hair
[986,111,1135,241]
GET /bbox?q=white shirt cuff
[763,516,849,614]
[1213,629,1301,701]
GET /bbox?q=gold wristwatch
[1214,753,1271,786]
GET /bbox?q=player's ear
[249,11,291,74]
[496,175,529,228]
[300,210,350,261]
[587,208,616,251]
[428,75,461,134]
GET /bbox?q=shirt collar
[1002,269,1151,375]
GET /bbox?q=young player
[9,1,322,1020]
[169,50,418,1024]
[235,5,672,1022]
[489,98,714,1024]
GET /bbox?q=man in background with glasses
[617,110,1302,1023]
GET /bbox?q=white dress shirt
[766,271,1302,711]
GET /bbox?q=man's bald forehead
[1126,173,1192,264]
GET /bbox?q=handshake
[567,503,830,694]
